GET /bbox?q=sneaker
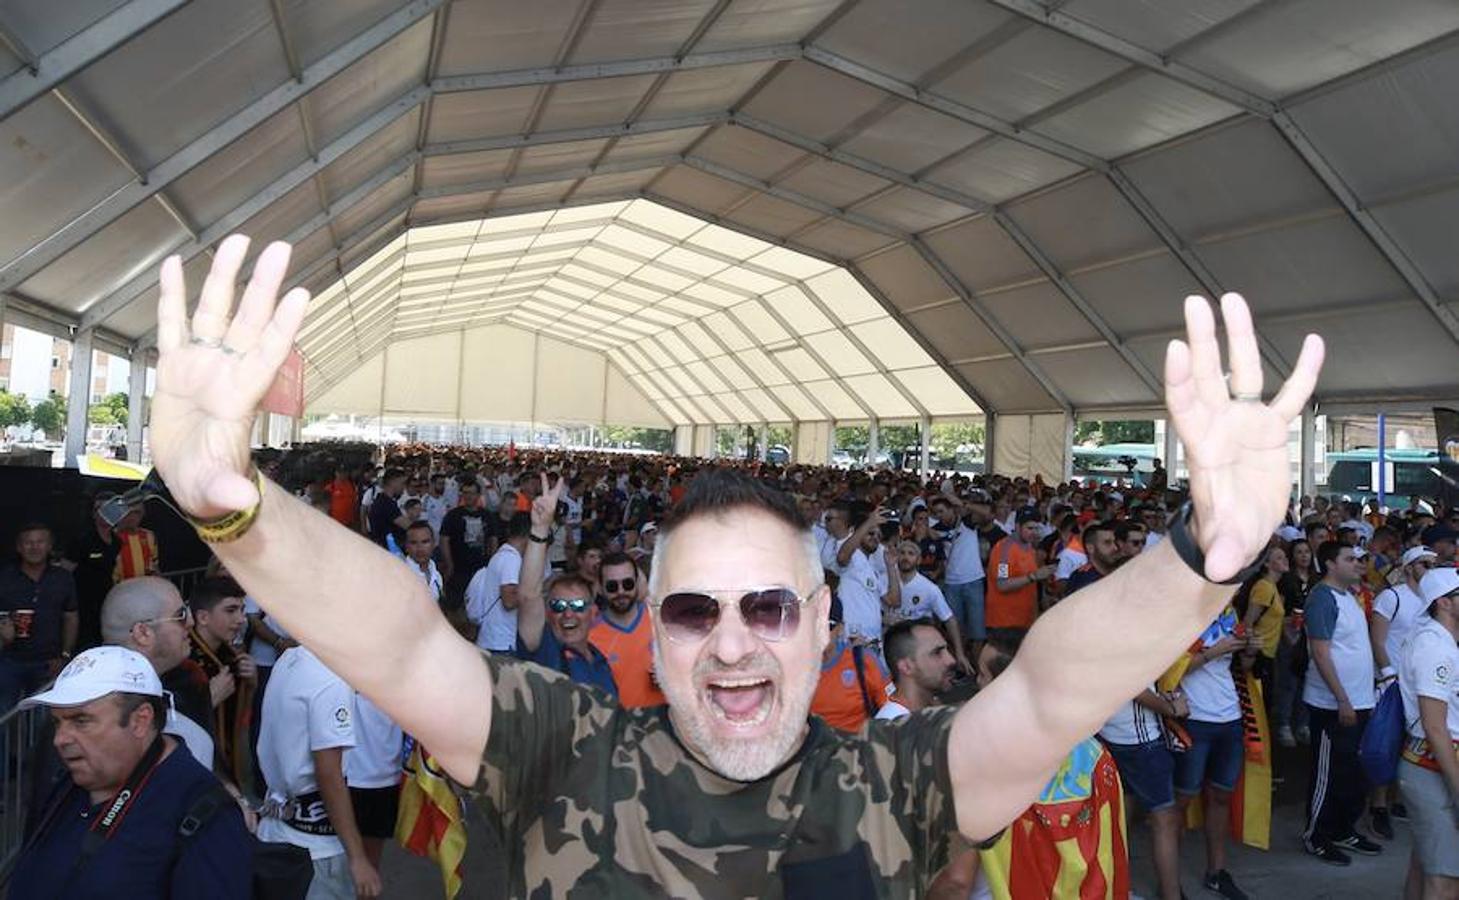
[1202,869,1249,899]
[1305,839,1352,866]
[1276,725,1297,747]
[1334,833,1383,856]
[1370,807,1394,840]
[1392,802,1410,821]
[1296,726,1311,744]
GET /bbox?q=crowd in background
[4,439,1459,898]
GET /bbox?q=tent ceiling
[1,0,1456,417]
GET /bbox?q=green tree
[31,395,65,436]
[1074,419,1155,446]
[835,425,868,456]
[0,390,31,429]
[102,391,129,426]
[89,403,117,425]
[930,421,984,460]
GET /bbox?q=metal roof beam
[0,0,189,123]
[433,44,801,93]
[0,0,445,293]
[424,111,728,158]
[417,155,675,200]
[79,89,427,331]
[727,116,1160,398]
[910,238,1072,412]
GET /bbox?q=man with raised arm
[148,234,1323,897]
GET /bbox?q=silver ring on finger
[190,336,224,349]
[221,343,242,355]
[1231,392,1262,402]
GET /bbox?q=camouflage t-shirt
[470,652,962,899]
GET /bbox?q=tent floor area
[381,741,1412,898]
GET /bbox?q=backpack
[175,781,313,899]
[850,645,878,720]
[1358,680,1407,786]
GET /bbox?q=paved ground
[384,741,1412,899]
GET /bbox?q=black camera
[879,510,901,541]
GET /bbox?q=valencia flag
[395,739,468,898]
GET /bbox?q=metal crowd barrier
[0,699,45,881]
[162,565,212,599]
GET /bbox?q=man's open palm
[151,235,308,519]
[1164,293,1324,581]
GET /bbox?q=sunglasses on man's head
[548,596,591,614]
[604,577,635,594]
[653,587,812,644]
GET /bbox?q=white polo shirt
[897,573,953,623]
[257,647,356,861]
[467,543,522,652]
[1400,617,1459,740]
[1373,582,1424,669]
[345,693,403,790]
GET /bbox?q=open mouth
[705,676,774,727]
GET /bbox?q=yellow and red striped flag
[395,740,467,898]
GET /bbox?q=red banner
[259,349,304,417]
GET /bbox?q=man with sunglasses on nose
[591,551,665,708]
[513,489,617,698]
[149,238,1326,898]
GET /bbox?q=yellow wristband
[189,469,265,543]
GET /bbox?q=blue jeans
[1174,718,1244,795]
[1274,635,1309,732]
[943,580,986,642]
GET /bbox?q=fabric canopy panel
[297,199,983,425]
[4,0,1458,430]
[306,321,671,428]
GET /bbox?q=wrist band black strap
[528,532,552,544]
[1167,501,1264,586]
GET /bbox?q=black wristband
[1166,501,1264,586]
[528,532,551,544]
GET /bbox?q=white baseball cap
[1420,568,1459,605]
[1402,546,1439,567]
[1277,525,1304,542]
[18,646,163,710]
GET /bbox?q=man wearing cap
[1423,524,1457,567]
[1397,566,1459,896]
[9,646,252,898]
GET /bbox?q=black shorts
[349,785,401,839]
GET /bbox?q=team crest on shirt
[1438,665,1450,685]
[334,706,351,730]
[841,669,856,687]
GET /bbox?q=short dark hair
[599,551,634,574]
[15,521,51,540]
[884,617,940,679]
[1113,521,1145,543]
[506,511,532,540]
[1316,540,1348,572]
[576,537,604,559]
[406,520,435,539]
[382,467,406,484]
[1082,520,1115,544]
[116,692,167,734]
[189,576,244,614]
[662,469,806,539]
[982,628,1025,680]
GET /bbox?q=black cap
[1015,508,1043,526]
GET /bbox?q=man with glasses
[591,551,664,707]
[148,238,1324,895]
[515,489,617,698]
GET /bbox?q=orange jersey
[811,642,889,733]
[987,537,1039,629]
[328,478,358,528]
[589,604,666,708]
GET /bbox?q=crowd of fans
[4,438,1459,898]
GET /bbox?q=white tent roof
[3,0,1458,421]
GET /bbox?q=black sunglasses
[653,587,812,644]
[604,577,635,594]
[548,596,591,614]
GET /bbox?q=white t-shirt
[1055,546,1088,582]
[257,647,356,861]
[563,495,584,545]
[407,557,444,604]
[1181,617,1241,723]
[1373,583,1425,670]
[467,544,523,651]
[423,493,449,538]
[345,693,403,789]
[875,700,911,721]
[898,573,953,623]
[165,708,215,769]
[1400,617,1459,741]
[1303,585,1376,711]
[830,535,883,641]
[243,595,291,667]
[942,522,984,585]
[1099,687,1164,746]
